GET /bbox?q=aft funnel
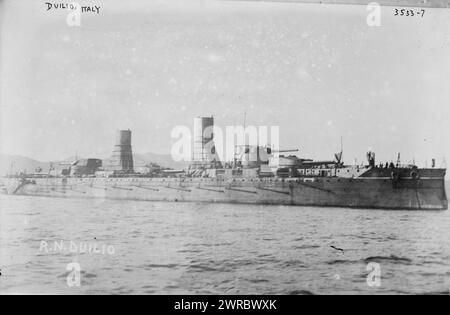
[192,116,222,169]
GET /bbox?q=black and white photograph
[0,0,449,299]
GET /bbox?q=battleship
[1,116,447,210]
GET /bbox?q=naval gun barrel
[272,149,299,153]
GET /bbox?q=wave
[143,263,179,269]
[279,259,307,268]
[326,259,357,265]
[293,245,320,250]
[246,278,269,283]
[189,264,228,272]
[289,289,315,295]
[363,255,412,264]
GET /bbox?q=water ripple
[1,193,450,295]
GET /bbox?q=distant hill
[0,153,188,176]
[0,155,50,176]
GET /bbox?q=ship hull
[2,176,447,210]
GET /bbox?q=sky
[1,0,449,167]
